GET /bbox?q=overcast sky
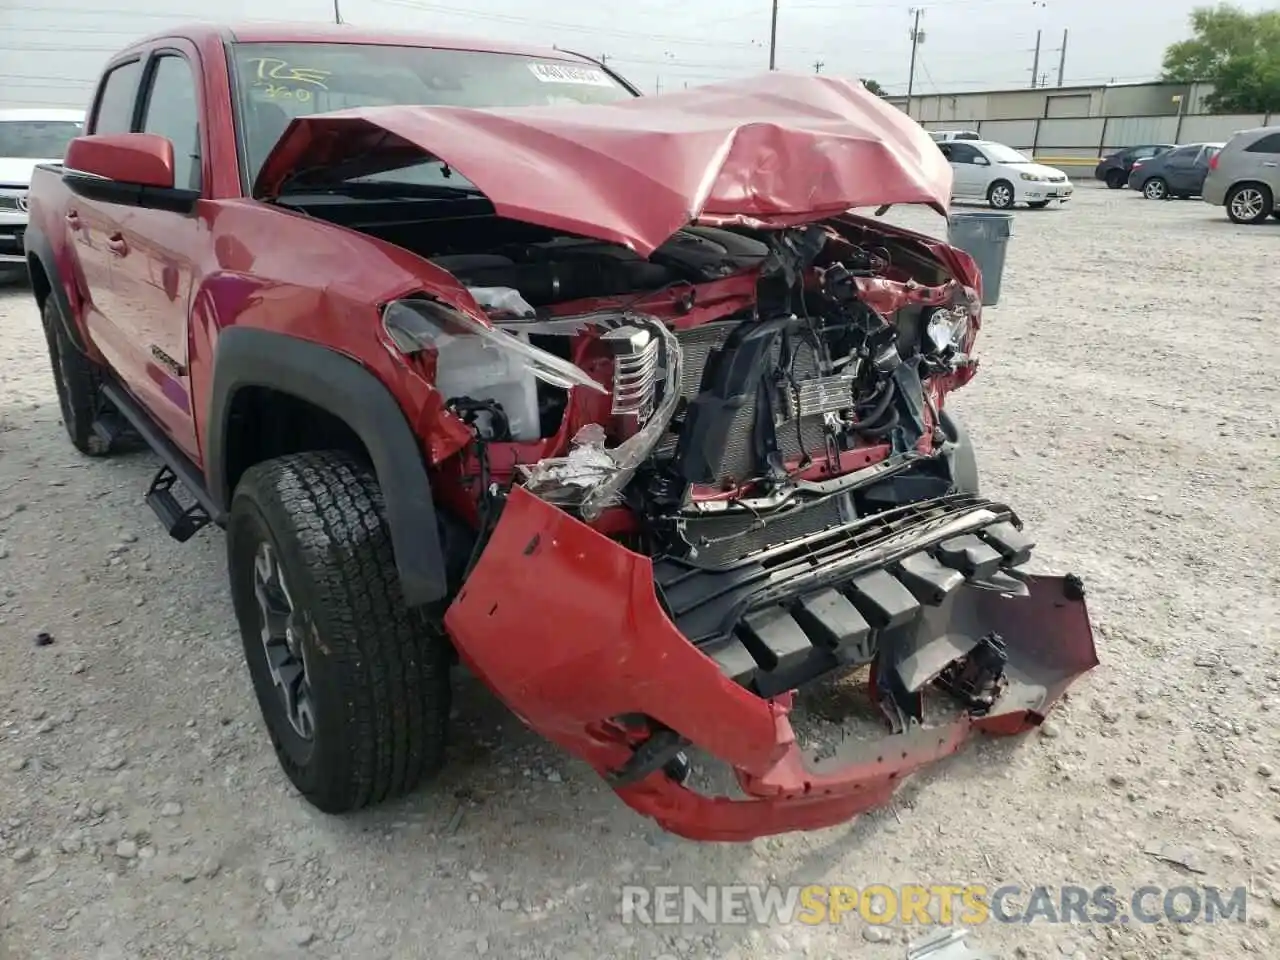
[2,0,1276,109]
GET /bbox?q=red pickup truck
[24,22,1095,841]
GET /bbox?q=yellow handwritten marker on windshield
[246,58,331,89]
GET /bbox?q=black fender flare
[938,408,980,495]
[22,220,88,354]
[206,327,448,607]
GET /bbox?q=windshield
[982,143,1031,164]
[231,42,635,188]
[0,120,83,160]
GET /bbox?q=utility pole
[655,76,663,94]
[768,0,779,70]
[813,59,824,73]
[906,8,924,102]
[1055,29,1068,86]
[1029,28,1041,89]
[599,54,610,66]
[333,0,342,24]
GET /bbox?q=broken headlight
[925,302,973,356]
[383,297,607,394]
[519,312,682,521]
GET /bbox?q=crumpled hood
[254,72,952,256]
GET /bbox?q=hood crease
[254,73,952,256]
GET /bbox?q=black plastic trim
[938,408,979,495]
[62,172,200,215]
[100,380,224,523]
[206,327,448,607]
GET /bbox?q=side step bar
[99,381,226,540]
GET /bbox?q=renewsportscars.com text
[620,884,1248,926]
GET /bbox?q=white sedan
[937,139,1073,210]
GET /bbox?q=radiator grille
[678,497,846,567]
[661,318,833,479]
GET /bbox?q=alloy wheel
[1143,179,1166,200]
[1229,188,1265,222]
[989,184,1013,209]
[253,541,315,740]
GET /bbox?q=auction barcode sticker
[528,62,615,87]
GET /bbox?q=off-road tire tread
[233,451,450,813]
[40,298,109,456]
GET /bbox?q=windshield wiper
[278,179,486,201]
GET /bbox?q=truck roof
[120,20,595,64]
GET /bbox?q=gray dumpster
[946,211,1013,306]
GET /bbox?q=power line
[367,0,780,50]
[0,75,95,88]
[1,5,302,23]
[0,43,121,53]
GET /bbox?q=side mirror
[62,134,199,214]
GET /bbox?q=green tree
[1161,4,1280,112]
[860,78,889,97]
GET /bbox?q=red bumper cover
[444,488,1097,841]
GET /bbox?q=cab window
[139,55,203,192]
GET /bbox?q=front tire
[1105,170,1126,189]
[987,180,1015,209]
[1142,177,1168,200]
[40,298,111,456]
[1225,183,1273,224]
[227,451,452,814]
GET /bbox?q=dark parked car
[1094,144,1173,189]
[1128,142,1224,200]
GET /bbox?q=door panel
[76,58,143,372]
[106,49,205,460]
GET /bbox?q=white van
[929,130,981,143]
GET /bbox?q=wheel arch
[1227,179,1274,201]
[207,327,448,607]
[23,222,87,354]
[987,178,1015,205]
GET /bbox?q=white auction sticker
[528,62,615,87]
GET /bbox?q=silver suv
[1202,125,1280,225]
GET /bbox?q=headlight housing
[1019,173,1046,182]
[383,298,606,394]
[925,302,974,356]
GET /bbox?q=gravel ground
[1,183,1278,960]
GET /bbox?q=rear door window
[1244,132,1280,155]
[92,60,143,134]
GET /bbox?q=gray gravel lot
[1,183,1278,960]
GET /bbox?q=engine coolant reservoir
[432,286,542,441]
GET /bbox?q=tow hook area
[602,723,694,788]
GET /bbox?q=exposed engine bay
[377,213,982,573]
[262,73,1097,841]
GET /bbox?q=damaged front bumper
[444,488,1097,841]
